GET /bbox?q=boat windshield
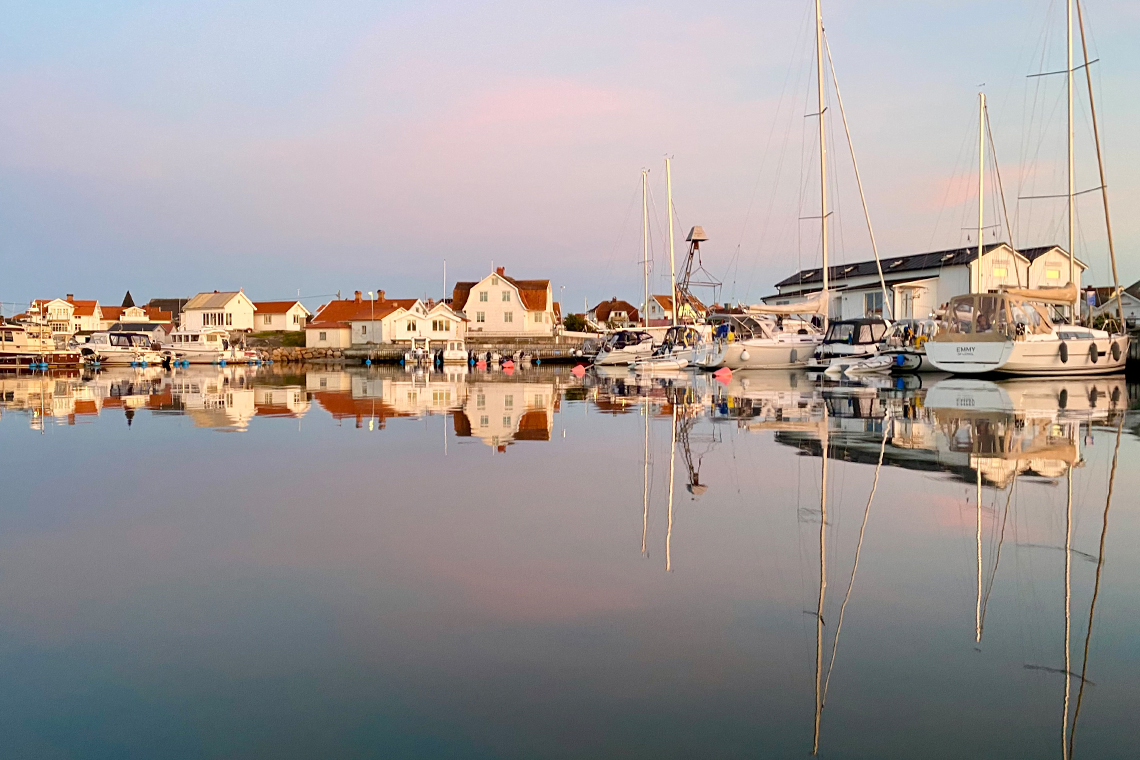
[947,294,1049,337]
[824,320,886,345]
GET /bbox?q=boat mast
[1076,1,1125,330]
[666,158,678,327]
[642,169,651,329]
[815,0,830,330]
[978,92,986,292]
[1067,0,1077,320]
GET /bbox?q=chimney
[66,294,74,302]
[354,291,363,303]
[496,266,505,276]
[377,290,385,302]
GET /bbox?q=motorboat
[807,317,890,373]
[0,322,82,368]
[404,337,432,364]
[843,319,940,374]
[594,330,656,366]
[162,328,259,364]
[694,313,821,370]
[632,325,706,372]
[440,339,467,364]
[79,331,166,366]
[925,290,1129,376]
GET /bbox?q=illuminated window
[993,267,1007,277]
[1046,268,1061,280]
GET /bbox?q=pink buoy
[503,365,515,376]
[476,360,487,369]
[713,367,732,384]
[502,360,515,370]
[571,364,586,377]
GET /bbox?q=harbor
[4,0,1140,757]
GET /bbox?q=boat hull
[927,334,1129,376]
[697,339,816,370]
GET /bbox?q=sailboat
[708,6,891,372]
[926,1,1129,376]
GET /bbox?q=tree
[563,313,589,332]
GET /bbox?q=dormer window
[889,259,904,268]
[941,253,955,261]
[843,266,855,274]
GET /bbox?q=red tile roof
[253,300,308,314]
[305,298,414,328]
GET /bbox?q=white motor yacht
[695,314,821,370]
[594,330,656,366]
[925,290,1128,376]
[632,325,706,373]
[163,328,259,364]
[806,317,890,373]
[80,331,166,366]
[440,339,468,364]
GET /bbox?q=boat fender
[1111,342,1121,361]
[365,359,372,366]
[1059,341,1069,363]
[1111,386,1121,404]
[1058,388,1068,409]
[895,353,906,367]
[789,349,797,363]
[739,350,750,362]
[1088,343,1098,364]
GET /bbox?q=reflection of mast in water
[812,402,828,756]
[1069,416,1123,758]
[822,416,887,706]
[642,396,650,556]
[977,467,982,644]
[1063,460,1073,760]
[979,471,1017,639]
[666,399,676,572]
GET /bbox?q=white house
[1085,282,1140,328]
[252,301,311,331]
[305,291,467,349]
[182,291,257,331]
[586,298,640,329]
[452,267,558,337]
[641,293,708,326]
[29,298,78,337]
[766,243,1086,321]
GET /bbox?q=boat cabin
[169,329,232,348]
[943,294,1053,339]
[822,318,889,346]
[602,330,654,350]
[659,325,703,350]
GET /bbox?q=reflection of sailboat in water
[654,384,716,572]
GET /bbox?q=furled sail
[746,291,828,316]
[999,283,1078,305]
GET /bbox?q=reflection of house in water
[0,373,90,428]
[308,369,468,428]
[166,367,256,430]
[453,379,558,450]
[252,385,310,418]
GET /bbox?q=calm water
[1,365,1137,759]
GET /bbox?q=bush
[282,331,306,347]
[563,314,589,332]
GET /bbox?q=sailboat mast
[1067,0,1077,320]
[666,158,678,326]
[978,92,986,290]
[1076,0,1125,329]
[642,170,650,329]
[815,0,830,330]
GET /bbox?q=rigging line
[980,469,1017,633]
[929,107,977,249]
[744,8,815,302]
[822,418,886,705]
[602,176,647,294]
[1017,6,1059,244]
[1069,414,1124,758]
[986,103,1016,255]
[824,32,889,318]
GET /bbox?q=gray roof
[148,298,190,314]
[184,291,244,309]
[775,244,1067,290]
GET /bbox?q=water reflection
[0,364,1137,758]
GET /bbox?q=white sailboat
[926,3,1129,376]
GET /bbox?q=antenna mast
[815,0,830,330]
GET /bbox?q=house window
[226,313,232,326]
[432,319,447,332]
[479,291,488,302]
[320,377,327,387]
[319,331,327,341]
[477,394,485,408]
[293,314,300,324]
[476,312,485,323]
[361,325,368,335]
[264,314,272,325]
[534,312,543,323]
[864,291,883,316]
[1046,268,1061,280]
[503,416,512,427]
[992,267,1007,278]
[504,394,513,408]
[491,276,499,285]
[502,291,510,302]
[504,311,513,323]
[480,415,489,427]
[406,320,416,332]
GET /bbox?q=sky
[2,0,1139,314]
